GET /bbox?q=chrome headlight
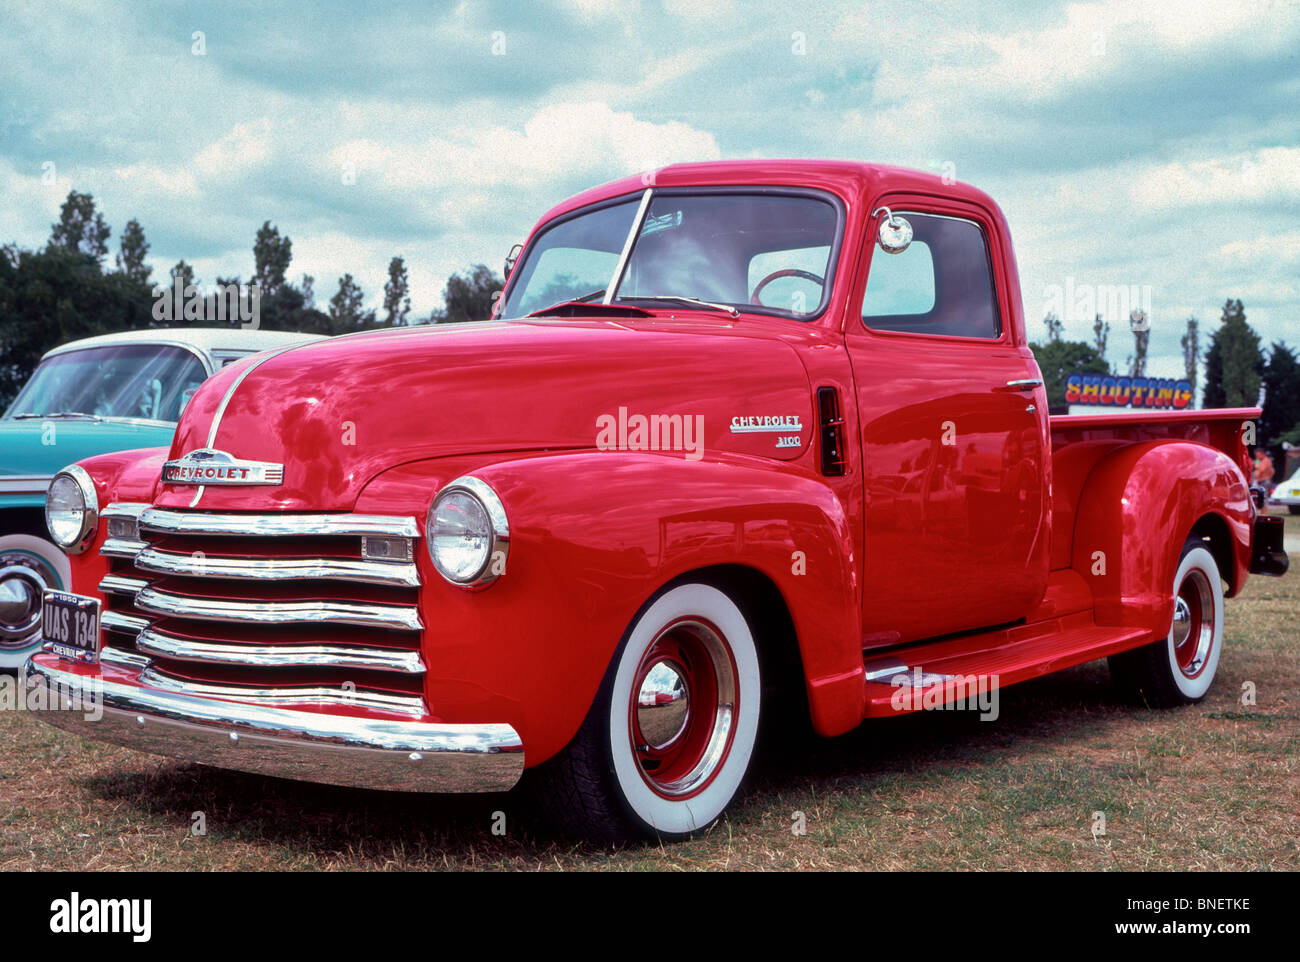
[427,476,509,588]
[45,465,99,554]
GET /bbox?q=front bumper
[23,656,524,793]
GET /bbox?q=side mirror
[873,207,913,254]
[504,243,522,280]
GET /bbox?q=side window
[862,212,1001,339]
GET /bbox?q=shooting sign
[1066,373,1193,409]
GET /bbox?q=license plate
[42,590,101,664]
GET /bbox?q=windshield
[3,344,209,423]
[500,190,841,320]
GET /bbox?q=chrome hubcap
[0,563,48,647]
[1173,569,1215,678]
[1171,597,1192,648]
[631,620,738,799]
[636,660,690,750]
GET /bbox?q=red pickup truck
[27,161,1289,841]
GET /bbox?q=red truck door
[845,202,1050,646]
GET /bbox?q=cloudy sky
[2,0,1296,383]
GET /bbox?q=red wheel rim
[1171,568,1214,679]
[628,618,738,800]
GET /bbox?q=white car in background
[0,327,324,668]
[1272,466,1300,515]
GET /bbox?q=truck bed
[1047,407,1259,573]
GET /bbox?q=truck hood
[156,318,816,511]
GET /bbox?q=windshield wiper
[11,411,104,421]
[526,289,606,317]
[620,296,740,317]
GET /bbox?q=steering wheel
[750,269,825,307]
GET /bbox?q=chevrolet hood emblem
[162,448,284,486]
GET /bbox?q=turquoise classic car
[0,328,321,667]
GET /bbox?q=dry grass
[2,560,1297,871]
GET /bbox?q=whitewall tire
[533,581,762,840]
[1109,538,1224,707]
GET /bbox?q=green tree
[170,260,197,290]
[0,244,153,407]
[1181,316,1200,401]
[328,273,375,330]
[1127,311,1149,378]
[1261,342,1300,446]
[1042,312,1063,343]
[442,264,503,323]
[1029,339,1110,413]
[253,221,292,295]
[115,218,151,283]
[383,256,411,326]
[48,190,110,262]
[1092,314,1110,371]
[1202,299,1263,409]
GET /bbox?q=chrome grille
[94,504,427,716]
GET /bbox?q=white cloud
[662,0,738,22]
[0,160,73,249]
[1130,147,1300,211]
[111,163,199,199]
[193,119,275,178]
[561,0,636,19]
[325,101,721,196]
[1217,232,1300,267]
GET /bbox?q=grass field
[2,549,1297,871]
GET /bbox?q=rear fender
[1070,440,1251,636]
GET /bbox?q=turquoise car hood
[0,418,174,507]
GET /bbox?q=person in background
[1253,446,1275,496]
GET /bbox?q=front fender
[358,451,861,766]
[1070,440,1251,636]
[61,447,169,598]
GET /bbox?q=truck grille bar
[102,610,150,635]
[136,627,425,674]
[139,509,420,539]
[134,586,423,631]
[134,545,420,588]
[139,666,427,717]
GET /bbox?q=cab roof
[535,159,1002,225]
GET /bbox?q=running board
[862,616,1153,718]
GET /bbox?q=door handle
[1002,378,1043,391]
